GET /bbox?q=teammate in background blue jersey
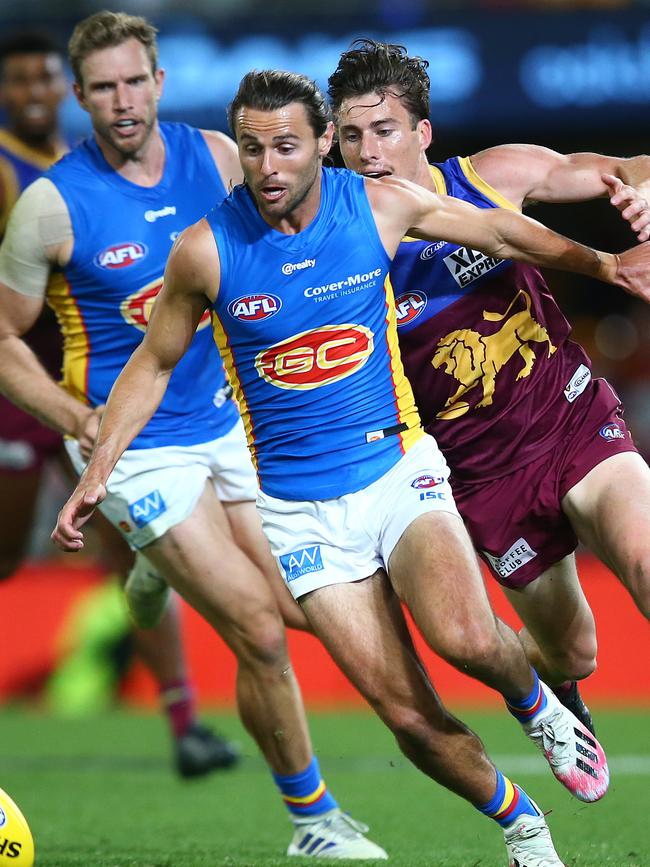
[0,30,237,778]
[0,15,389,859]
[54,69,650,866]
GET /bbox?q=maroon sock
[160,680,196,739]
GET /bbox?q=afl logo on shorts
[599,422,625,441]
[94,242,147,269]
[255,324,374,390]
[395,291,427,326]
[228,294,282,321]
[410,474,444,489]
[120,277,211,333]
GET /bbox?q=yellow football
[0,788,34,866]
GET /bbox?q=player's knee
[235,610,289,670]
[437,624,502,673]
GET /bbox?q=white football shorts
[65,418,257,550]
[257,433,460,599]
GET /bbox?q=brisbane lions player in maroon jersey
[330,39,650,734]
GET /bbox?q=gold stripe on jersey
[0,154,20,234]
[428,165,448,195]
[47,272,90,405]
[0,129,65,172]
[383,273,424,453]
[458,156,519,212]
[210,311,259,476]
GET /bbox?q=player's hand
[76,405,105,461]
[51,481,107,552]
[613,242,650,302]
[603,173,650,242]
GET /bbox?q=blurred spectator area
[1,3,649,455]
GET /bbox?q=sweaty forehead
[235,103,310,139]
[338,90,406,125]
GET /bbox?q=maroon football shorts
[451,379,639,589]
[0,393,62,474]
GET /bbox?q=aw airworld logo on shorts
[395,291,427,326]
[228,294,282,321]
[94,242,147,269]
[128,490,167,528]
[121,277,211,332]
[255,324,374,390]
[443,247,501,287]
[280,546,324,582]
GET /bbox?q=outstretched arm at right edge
[52,219,221,551]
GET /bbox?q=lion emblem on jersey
[431,289,556,420]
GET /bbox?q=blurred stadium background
[0,2,648,863]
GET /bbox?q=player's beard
[95,109,157,161]
[254,155,321,225]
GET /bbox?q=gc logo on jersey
[94,242,147,270]
[228,294,282,321]
[395,291,427,327]
[255,324,374,390]
[280,546,324,582]
[121,277,211,332]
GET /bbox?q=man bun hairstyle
[228,70,332,138]
[328,39,430,128]
[68,11,158,86]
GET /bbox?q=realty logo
[280,546,324,581]
[128,489,167,528]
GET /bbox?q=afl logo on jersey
[395,291,427,327]
[228,294,282,321]
[94,242,147,270]
[255,324,374,390]
[120,277,211,333]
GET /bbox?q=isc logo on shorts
[280,546,324,581]
[255,324,374,390]
[395,291,427,327]
[94,242,147,269]
[128,489,167,528]
[228,294,282,321]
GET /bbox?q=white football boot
[522,681,609,802]
[288,809,388,859]
[503,804,566,867]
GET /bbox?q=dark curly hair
[328,39,430,128]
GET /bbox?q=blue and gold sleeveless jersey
[45,122,238,449]
[208,167,423,500]
[0,128,66,233]
[392,157,590,482]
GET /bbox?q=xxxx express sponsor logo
[94,242,147,269]
[120,277,211,332]
[228,294,282,321]
[255,324,374,390]
[395,291,427,326]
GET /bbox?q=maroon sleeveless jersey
[391,156,594,483]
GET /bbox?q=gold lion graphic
[431,289,556,420]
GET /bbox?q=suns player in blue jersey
[0,31,242,780]
[328,39,650,737]
[0,14,387,859]
[52,69,650,866]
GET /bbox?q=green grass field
[1,707,648,866]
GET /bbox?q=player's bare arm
[471,145,650,240]
[201,129,244,192]
[366,173,650,298]
[52,219,220,552]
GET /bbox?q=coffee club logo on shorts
[121,277,211,332]
[599,422,625,441]
[255,324,374,390]
[94,242,147,270]
[228,294,282,321]
[395,291,427,327]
